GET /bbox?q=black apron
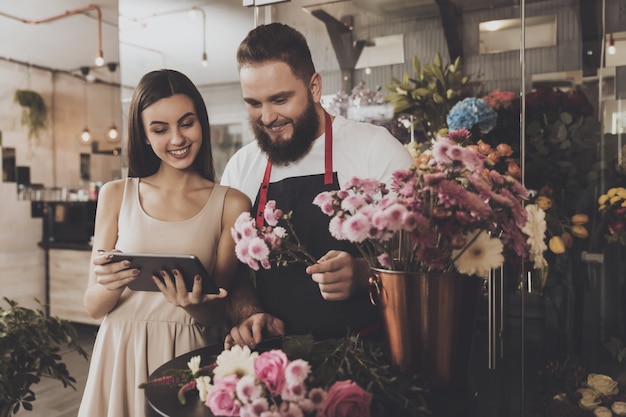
[252,112,381,339]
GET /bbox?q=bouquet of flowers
[598,187,626,245]
[231,200,317,270]
[313,129,547,277]
[204,346,372,416]
[140,334,429,417]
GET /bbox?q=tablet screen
[101,252,219,294]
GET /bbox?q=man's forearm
[226,269,265,324]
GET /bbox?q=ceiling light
[3,5,106,71]
[106,63,120,143]
[80,80,92,145]
[81,128,92,144]
[192,7,208,68]
[608,33,616,55]
[107,126,119,141]
[95,52,105,67]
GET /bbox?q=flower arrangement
[313,130,546,277]
[532,186,590,255]
[140,334,429,416]
[598,187,626,245]
[524,86,600,211]
[534,360,626,416]
[479,87,594,271]
[385,53,475,142]
[231,201,317,270]
[205,346,372,416]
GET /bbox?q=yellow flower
[608,187,620,197]
[598,194,610,205]
[587,373,618,396]
[571,225,589,239]
[535,196,553,210]
[549,236,566,254]
[571,214,589,225]
[610,195,623,205]
[577,387,601,410]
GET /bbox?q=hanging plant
[13,89,48,144]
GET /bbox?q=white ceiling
[0,0,255,88]
[0,0,525,88]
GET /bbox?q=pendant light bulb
[608,34,616,55]
[107,125,119,141]
[95,51,105,67]
[201,52,208,67]
[81,128,92,144]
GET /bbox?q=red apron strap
[323,111,333,185]
[256,160,272,228]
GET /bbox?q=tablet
[101,252,219,294]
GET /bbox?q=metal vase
[370,268,483,395]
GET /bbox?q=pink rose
[254,350,289,395]
[317,380,372,417]
[205,374,241,416]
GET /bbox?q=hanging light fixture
[608,33,616,55]
[2,5,106,68]
[191,7,209,67]
[80,77,91,145]
[106,62,119,142]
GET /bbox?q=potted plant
[13,89,48,145]
[0,297,88,416]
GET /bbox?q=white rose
[588,373,619,396]
[593,406,614,417]
[612,401,626,416]
[578,387,602,410]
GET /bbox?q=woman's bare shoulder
[97,178,127,208]
[223,185,252,213]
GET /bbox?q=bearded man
[220,22,413,348]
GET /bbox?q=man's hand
[224,313,285,350]
[306,251,369,301]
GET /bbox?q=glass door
[473,1,626,416]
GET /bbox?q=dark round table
[145,338,285,417]
[144,345,221,417]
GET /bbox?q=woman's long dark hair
[126,69,215,180]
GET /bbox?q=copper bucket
[369,268,482,395]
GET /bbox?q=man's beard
[252,98,320,166]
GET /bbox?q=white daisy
[522,204,548,269]
[453,231,504,278]
[213,344,259,379]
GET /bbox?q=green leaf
[411,56,420,76]
[434,52,442,68]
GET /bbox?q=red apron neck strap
[323,111,333,185]
[256,160,272,228]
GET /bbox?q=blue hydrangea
[446,97,498,133]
